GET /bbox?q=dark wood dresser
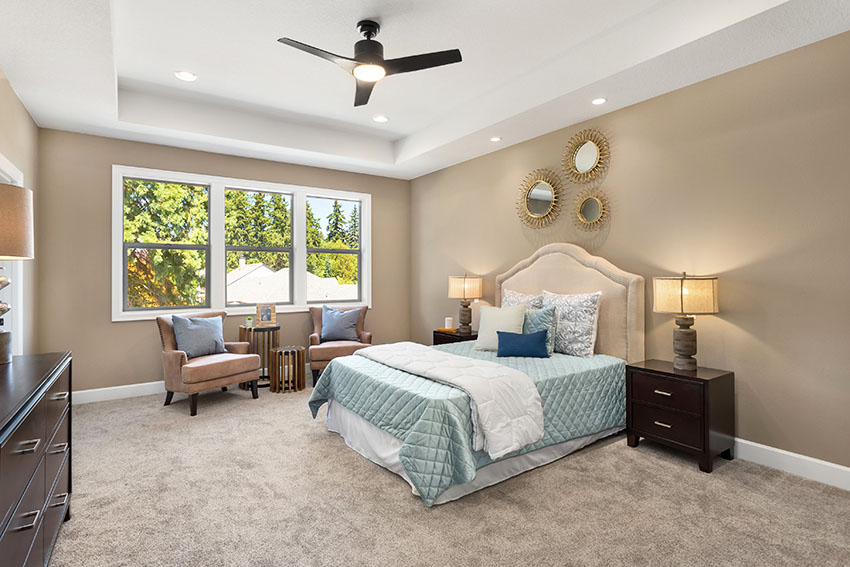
[0,352,72,567]
[432,330,478,345]
[626,359,734,473]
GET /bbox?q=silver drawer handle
[653,421,672,429]
[48,442,69,455]
[50,493,70,508]
[51,391,69,402]
[653,389,672,397]
[13,509,39,531]
[13,438,41,454]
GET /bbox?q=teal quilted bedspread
[308,343,625,506]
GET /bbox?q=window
[111,166,371,321]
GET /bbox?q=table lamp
[448,275,482,336]
[0,183,35,364]
[653,272,719,371]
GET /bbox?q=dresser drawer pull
[51,391,70,402]
[653,389,672,397]
[48,442,69,454]
[12,509,39,531]
[13,438,41,454]
[653,421,673,429]
[50,493,70,508]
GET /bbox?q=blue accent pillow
[321,306,361,342]
[523,306,556,356]
[172,315,226,359]
[496,330,549,358]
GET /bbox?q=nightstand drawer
[631,403,702,450]
[631,371,702,414]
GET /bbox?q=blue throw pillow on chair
[172,315,226,359]
[496,330,549,358]
[321,306,361,342]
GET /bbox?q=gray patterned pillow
[502,289,544,309]
[541,290,602,357]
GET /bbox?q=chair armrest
[162,350,188,390]
[359,331,372,344]
[224,342,250,354]
[310,333,321,346]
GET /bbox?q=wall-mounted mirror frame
[574,188,610,231]
[562,128,610,184]
[516,168,563,229]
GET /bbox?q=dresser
[0,352,72,567]
[626,359,734,473]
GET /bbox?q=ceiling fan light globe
[353,64,386,82]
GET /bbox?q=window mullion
[292,190,307,306]
[209,182,226,310]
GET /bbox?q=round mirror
[574,141,599,173]
[573,189,609,231]
[526,181,554,217]
[578,197,601,222]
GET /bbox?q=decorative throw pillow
[497,330,549,358]
[172,315,226,359]
[321,306,361,342]
[523,306,557,356]
[502,289,544,309]
[541,290,602,358]
[474,304,527,351]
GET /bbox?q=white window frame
[111,165,372,322]
[0,151,26,355]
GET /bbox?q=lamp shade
[0,183,34,260]
[448,275,482,299]
[653,273,718,315]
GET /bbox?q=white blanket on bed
[355,342,544,459]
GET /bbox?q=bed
[309,243,645,506]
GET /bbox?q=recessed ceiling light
[372,115,389,123]
[174,70,198,82]
[490,136,502,142]
[591,97,607,105]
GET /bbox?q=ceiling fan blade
[384,49,462,76]
[354,80,375,107]
[278,37,357,71]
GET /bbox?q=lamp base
[457,299,472,336]
[673,316,697,371]
[0,330,12,364]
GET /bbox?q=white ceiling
[1,0,849,179]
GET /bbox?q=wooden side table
[433,330,478,345]
[238,325,280,389]
[270,346,306,393]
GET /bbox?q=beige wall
[36,130,411,391]
[410,33,850,466]
[0,70,38,352]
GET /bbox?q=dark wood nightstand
[433,330,478,345]
[626,360,735,473]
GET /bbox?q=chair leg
[312,369,320,383]
[189,393,198,416]
[164,391,174,406]
[221,386,228,392]
[251,379,259,399]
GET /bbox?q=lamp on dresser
[0,183,34,364]
[653,272,719,371]
[448,274,482,336]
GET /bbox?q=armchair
[156,311,261,416]
[308,306,372,383]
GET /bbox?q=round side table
[269,346,306,393]
[238,325,280,389]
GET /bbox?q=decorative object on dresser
[270,346,306,393]
[562,128,610,184]
[0,183,34,364]
[573,188,610,232]
[516,168,563,228]
[447,274,482,336]
[433,329,478,345]
[0,352,72,567]
[308,305,371,383]
[156,312,260,416]
[238,323,280,385]
[626,359,734,473]
[653,273,719,370]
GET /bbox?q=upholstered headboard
[495,243,645,363]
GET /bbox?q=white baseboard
[73,380,166,405]
[735,438,850,492]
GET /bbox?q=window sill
[111,302,370,323]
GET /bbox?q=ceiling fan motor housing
[354,39,384,65]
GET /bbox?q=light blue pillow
[523,306,556,356]
[321,306,361,342]
[172,315,226,359]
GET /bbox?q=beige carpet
[51,388,850,567]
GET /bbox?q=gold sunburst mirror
[516,169,563,228]
[574,188,610,231]
[562,129,610,184]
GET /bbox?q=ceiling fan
[278,20,462,107]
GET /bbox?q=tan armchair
[156,312,261,416]
[308,306,372,383]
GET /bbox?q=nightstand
[433,330,478,345]
[626,360,735,473]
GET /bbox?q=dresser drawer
[44,409,69,492]
[631,371,702,414]
[0,403,45,530]
[0,456,45,567]
[43,367,70,438]
[42,454,70,562]
[631,403,703,450]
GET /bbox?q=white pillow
[541,290,602,357]
[474,304,527,351]
[501,289,544,309]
